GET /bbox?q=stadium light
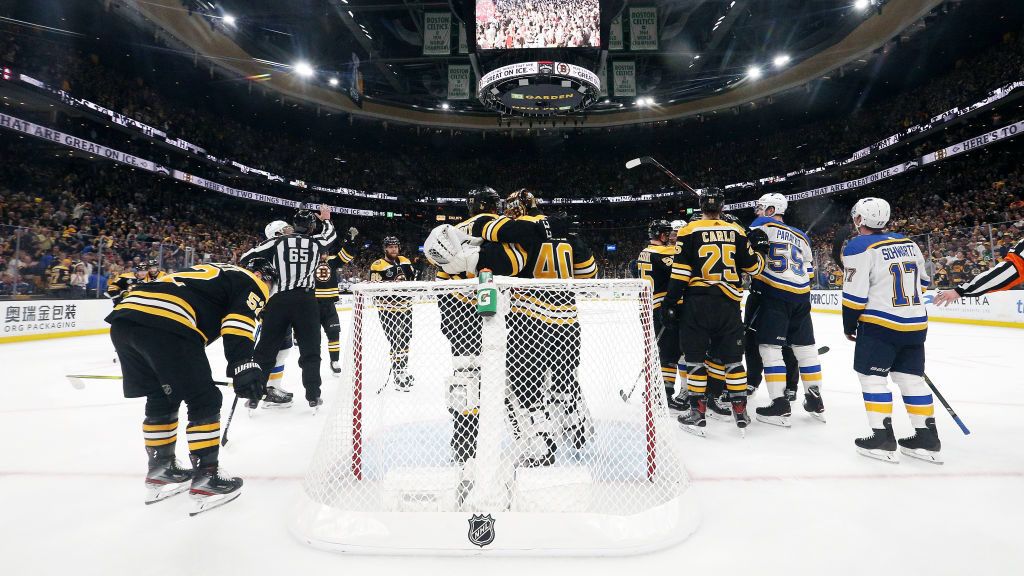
[854,0,870,10]
[441,102,450,110]
[222,14,236,27]
[294,61,315,78]
[773,54,790,68]
[747,66,763,80]
[328,77,339,87]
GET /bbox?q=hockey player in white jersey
[842,197,940,463]
[748,193,826,426]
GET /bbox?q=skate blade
[900,447,943,465]
[806,411,826,424]
[755,414,791,427]
[189,490,241,517]
[145,481,189,505]
[678,422,707,438]
[706,410,732,422]
[856,447,899,463]
[261,401,293,409]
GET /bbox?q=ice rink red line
[2,469,1022,482]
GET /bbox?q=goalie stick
[625,157,700,195]
[618,327,665,402]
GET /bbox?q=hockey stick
[221,396,239,446]
[625,157,699,195]
[375,365,394,395]
[619,327,665,402]
[67,374,230,390]
[923,373,970,436]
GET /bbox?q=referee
[241,204,337,408]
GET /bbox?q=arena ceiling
[79,0,949,128]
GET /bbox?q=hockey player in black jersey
[106,264,148,304]
[314,226,360,374]
[369,236,417,390]
[105,259,276,515]
[637,220,687,412]
[663,189,768,437]
[432,187,568,464]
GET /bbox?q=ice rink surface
[1,311,1020,575]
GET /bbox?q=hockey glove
[662,303,682,328]
[748,228,771,256]
[231,361,265,401]
[347,227,359,241]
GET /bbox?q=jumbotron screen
[475,0,600,50]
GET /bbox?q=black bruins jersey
[637,244,675,309]
[370,256,415,282]
[48,264,70,290]
[667,219,764,305]
[105,263,269,369]
[436,213,552,280]
[106,272,144,303]
[314,246,357,301]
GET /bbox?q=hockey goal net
[291,278,696,554]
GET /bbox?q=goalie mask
[424,224,482,276]
[505,189,538,219]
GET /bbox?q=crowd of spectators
[2,17,1024,299]
[476,0,601,49]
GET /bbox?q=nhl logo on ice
[467,514,496,547]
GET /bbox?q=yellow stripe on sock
[906,404,934,416]
[142,422,178,432]
[864,402,893,414]
[145,436,177,447]
[188,439,220,451]
[186,423,220,433]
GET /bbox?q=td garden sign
[478,61,600,117]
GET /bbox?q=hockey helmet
[699,187,725,214]
[245,257,278,288]
[648,220,673,240]
[505,188,538,219]
[467,187,503,215]
[292,209,320,235]
[755,193,788,216]
[851,197,890,230]
[383,236,401,249]
[265,220,291,239]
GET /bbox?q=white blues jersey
[749,216,814,303]
[842,233,930,344]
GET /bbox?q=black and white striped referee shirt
[241,220,337,293]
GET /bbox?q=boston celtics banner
[423,12,452,55]
[448,64,471,100]
[629,6,658,51]
[609,13,624,50]
[613,61,636,97]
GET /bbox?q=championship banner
[448,64,471,100]
[608,13,624,50]
[423,12,452,55]
[629,7,658,51]
[458,21,469,54]
[613,61,636,97]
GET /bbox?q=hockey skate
[755,397,792,427]
[666,393,689,413]
[706,394,733,422]
[261,385,293,409]
[855,417,898,463]
[549,392,594,451]
[732,399,751,437]
[309,396,324,415]
[189,463,242,516]
[330,361,342,375]
[516,408,556,467]
[898,417,942,464]
[144,449,193,505]
[394,369,414,392]
[803,385,826,423]
[677,397,707,438]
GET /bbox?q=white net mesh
[293,278,694,554]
